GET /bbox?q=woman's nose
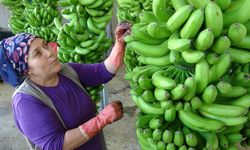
[44,48,54,58]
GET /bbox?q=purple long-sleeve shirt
[12,63,115,150]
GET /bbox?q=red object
[48,42,58,53]
[79,101,123,139]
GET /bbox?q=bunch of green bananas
[23,1,59,42]
[24,5,58,27]
[56,0,114,104]
[121,0,250,149]
[2,0,25,34]
[86,85,103,105]
[124,46,140,73]
[116,0,142,23]
[3,0,59,41]
[135,113,208,150]
[57,0,113,64]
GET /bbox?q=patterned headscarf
[0,33,37,87]
[3,33,37,75]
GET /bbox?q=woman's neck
[30,74,59,87]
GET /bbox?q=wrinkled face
[27,38,61,78]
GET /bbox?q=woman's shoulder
[12,92,45,110]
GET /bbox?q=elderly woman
[0,22,131,150]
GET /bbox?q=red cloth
[48,42,58,53]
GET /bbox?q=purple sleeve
[12,93,65,150]
[68,62,115,87]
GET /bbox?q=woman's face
[27,38,61,78]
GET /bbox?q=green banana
[139,10,159,24]
[216,81,232,94]
[219,86,247,98]
[163,129,174,144]
[233,35,250,49]
[195,59,209,93]
[136,114,156,128]
[164,106,176,122]
[228,23,247,43]
[185,133,198,147]
[223,0,250,27]
[225,132,243,144]
[160,100,173,109]
[194,28,214,51]
[75,46,91,55]
[169,51,181,64]
[166,5,194,33]
[202,84,218,104]
[86,0,104,8]
[54,16,63,30]
[173,131,184,147]
[168,38,191,51]
[191,96,202,110]
[183,77,196,101]
[186,0,210,9]
[166,143,176,150]
[137,54,171,67]
[199,103,247,117]
[152,70,176,90]
[200,132,219,150]
[170,84,187,100]
[228,47,250,64]
[147,22,171,39]
[143,128,153,138]
[231,72,250,87]
[132,66,160,82]
[131,25,166,45]
[152,129,163,140]
[214,0,231,11]
[87,17,103,34]
[218,133,229,148]
[211,36,231,54]
[154,88,170,101]
[100,0,113,9]
[152,0,171,22]
[171,0,189,10]
[179,110,225,132]
[208,53,231,83]
[79,0,96,5]
[141,90,157,103]
[80,40,94,48]
[127,39,169,57]
[205,2,223,37]
[200,110,248,126]
[138,75,154,90]
[157,141,166,150]
[137,97,164,115]
[93,11,112,24]
[136,129,151,149]
[205,52,220,65]
[180,8,204,39]
[222,124,244,134]
[228,94,250,108]
[149,116,164,129]
[147,138,158,150]
[181,49,205,64]
[175,101,183,111]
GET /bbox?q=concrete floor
[0,65,140,150]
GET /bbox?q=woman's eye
[44,42,48,48]
[35,51,40,56]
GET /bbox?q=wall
[0,4,10,29]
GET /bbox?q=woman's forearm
[63,128,89,150]
[104,42,125,74]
